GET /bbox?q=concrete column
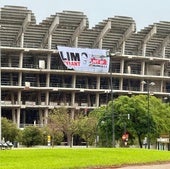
[87,94,90,106]
[98,39,103,49]
[162,47,166,58]
[71,92,75,106]
[121,41,125,55]
[22,110,26,127]
[20,33,24,48]
[120,78,123,90]
[141,61,145,75]
[47,54,51,69]
[160,80,164,92]
[11,92,14,104]
[45,91,49,105]
[70,109,75,147]
[95,93,99,107]
[97,76,100,89]
[44,108,48,125]
[74,37,78,47]
[142,43,146,57]
[16,108,20,128]
[9,56,12,67]
[38,92,41,105]
[39,109,43,127]
[46,73,50,87]
[10,73,13,85]
[48,34,52,49]
[120,59,124,73]
[18,72,22,86]
[161,62,165,76]
[18,52,23,86]
[12,109,16,124]
[17,90,21,104]
[19,52,23,68]
[140,81,144,91]
[37,74,40,87]
[72,75,76,88]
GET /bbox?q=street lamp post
[95,60,115,148]
[0,29,2,143]
[110,59,115,147]
[96,112,130,147]
[0,41,1,143]
[0,16,6,144]
[142,81,155,149]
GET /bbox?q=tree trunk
[137,134,143,148]
[67,133,73,147]
[86,141,89,148]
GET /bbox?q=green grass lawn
[0,148,170,169]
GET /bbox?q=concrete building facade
[1,5,170,128]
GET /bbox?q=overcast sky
[1,0,170,31]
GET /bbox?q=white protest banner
[57,46,110,73]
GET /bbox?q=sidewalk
[116,162,170,169]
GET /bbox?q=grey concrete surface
[117,163,170,169]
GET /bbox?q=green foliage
[47,107,98,147]
[1,117,21,142]
[1,148,170,169]
[91,95,170,148]
[22,126,43,147]
[76,115,97,147]
[48,107,78,147]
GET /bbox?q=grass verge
[0,148,170,169]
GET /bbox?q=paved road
[116,163,170,169]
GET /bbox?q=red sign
[122,133,129,141]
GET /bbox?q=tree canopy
[1,117,21,143]
[91,95,170,148]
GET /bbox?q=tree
[113,95,170,148]
[22,126,43,147]
[76,114,97,147]
[91,95,170,148]
[89,106,113,147]
[148,96,170,138]
[47,109,64,147]
[2,117,21,143]
[47,107,77,147]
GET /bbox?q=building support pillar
[39,109,44,127]
[121,41,125,55]
[47,54,51,70]
[45,91,49,105]
[141,61,145,75]
[12,109,16,124]
[71,92,75,107]
[120,78,123,90]
[97,76,100,89]
[16,108,20,128]
[95,93,99,107]
[120,59,124,74]
[160,80,164,93]
[161,62,165,76]
[17,90,21,104]
[46,73,50,87]
[44,108,48,125]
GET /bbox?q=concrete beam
[15,13,31,44]
[93,20,111,48]
[69,18,86,47]
[41,15,59,48]
[138,24,157,56]
[143,24,157,44]
[116,23,135,49]
[153,34,170,57]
